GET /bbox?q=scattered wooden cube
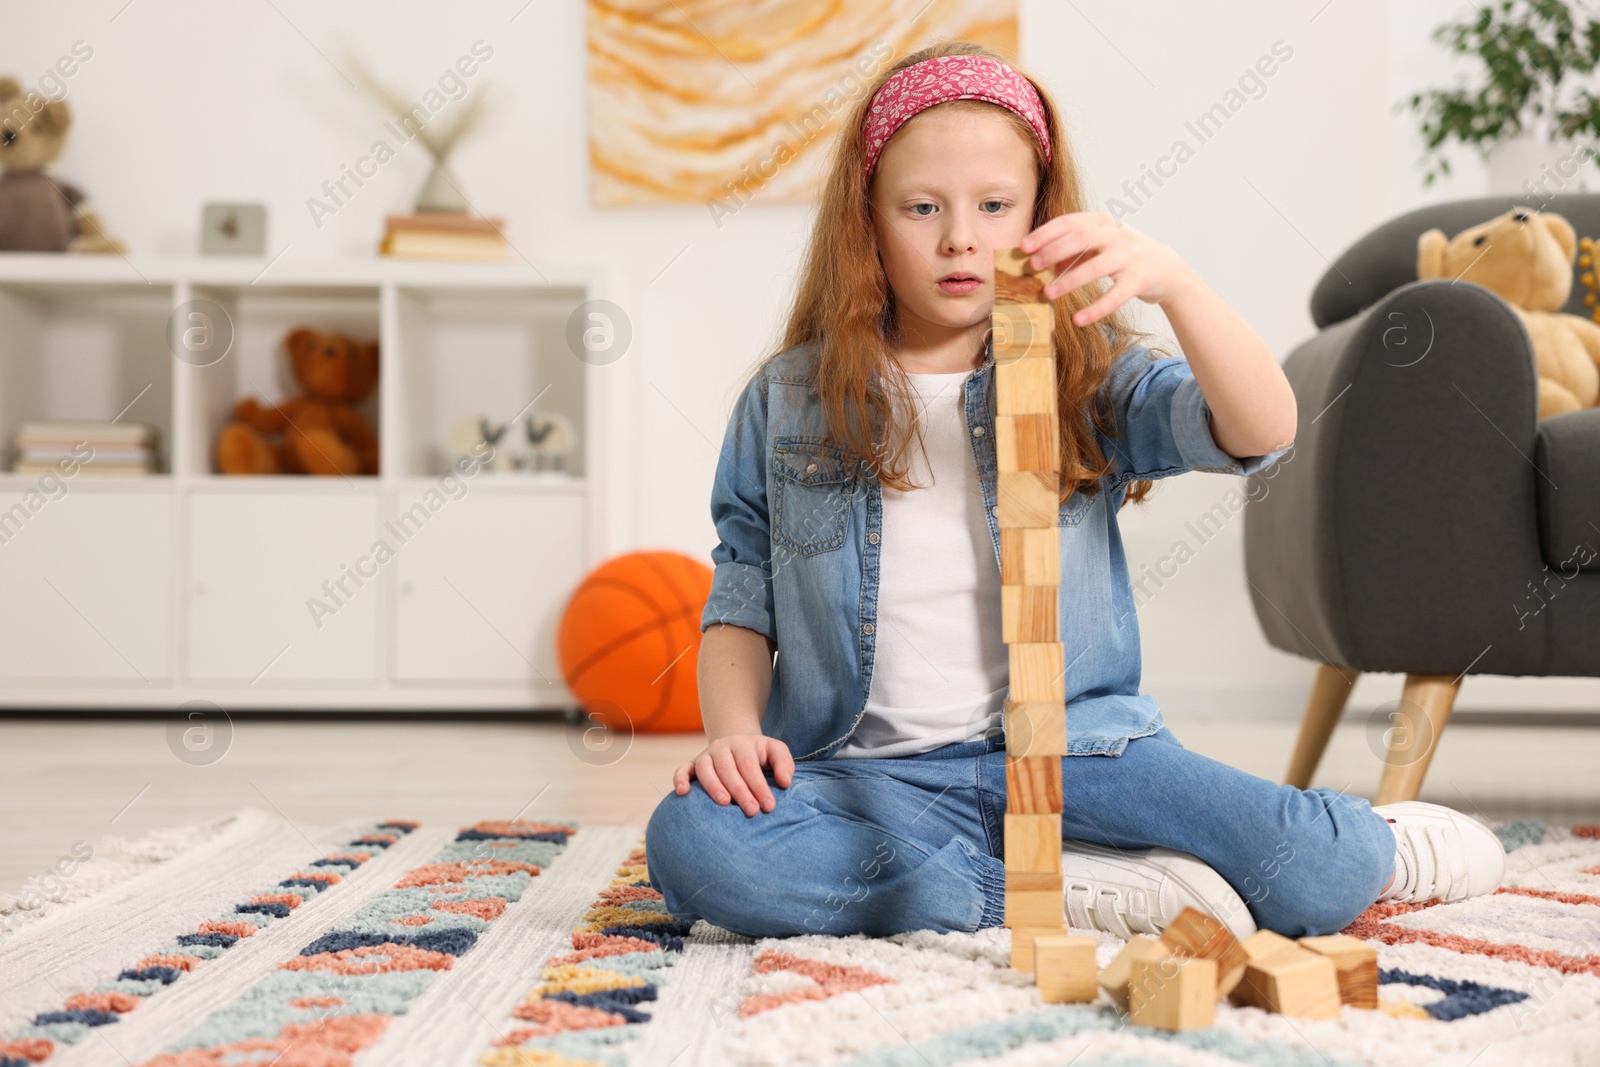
[1034,933,1097,1003]
[1129,954,1217,1031]
[1009,924,1065,972]
[1236,928,1298,968]
[1298,934,1378,1009]
[1097,934,1170,1014]
[1230,944,1341,1019]
[1227,929,1300,1009]
[1158,906,1249,998]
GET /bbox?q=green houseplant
[1402,0,1600,191]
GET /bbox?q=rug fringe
[0,809,253,938]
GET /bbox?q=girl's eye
[907,200,1006,216]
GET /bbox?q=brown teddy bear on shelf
[1418,207,1600,418]
[0,76,125,254]
[216,327,379,475]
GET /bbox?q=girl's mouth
[937,275,981,296]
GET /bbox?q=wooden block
[1009,870,1063,892]
[1004,753,1061,811]
[1237,929,1299,966]
[992,302,1054,359]
[1009,924,1065,972]
[1158,906,1250,998]
[1004,700,1066,759]
[999,527,1059,586]
[1004,813,1060,874]
[996,470,1057,528]
[1007,642,1064,702]
[1231,945,1341,1019]
[1002,585,1059,643]
[1099,935,1170,1015]
[995,357,1058,416]
[1034,934,1098,1003]
[1298,934,1378,1009]
[1129,955,1217,1031]
[995,413,1059,474]
[994,247,1057,303]
[1005,870,1062,927]
[1226,929,1299,1008]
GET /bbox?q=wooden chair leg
[1285,663,1360,789]
[1373,674,1461,806]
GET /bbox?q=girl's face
[869,104,1040,341]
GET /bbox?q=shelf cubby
[0,278,174,473]
[176,282,382,477]
[0,254,625,709]
[390,283,589,480]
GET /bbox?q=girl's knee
[1254,887,1371,937]
[645,785,710,889]
[645,782,759,919]
[1250,801,1395,936]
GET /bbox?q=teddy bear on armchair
[1418,207,1600,419]
[215,327,379,475]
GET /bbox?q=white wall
[11,0,1596,717]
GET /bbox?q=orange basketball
[557,550,713,733]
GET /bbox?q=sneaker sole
[1062,840,1258,941]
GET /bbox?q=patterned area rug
[1,813,1596,1067]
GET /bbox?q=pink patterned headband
[861,54,1052,181]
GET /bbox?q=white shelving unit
[0,254,636,709]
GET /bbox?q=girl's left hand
[1020,212,1196,327]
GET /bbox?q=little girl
[645,41,1504,942]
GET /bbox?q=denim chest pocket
[771,435,856,556]
[1058,489,1094,527]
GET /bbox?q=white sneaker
[1372,801,1505,904]
[1059,839,1258,943]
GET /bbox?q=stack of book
[11,420,158,475]
[380,213,508,261]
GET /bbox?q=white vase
[1486,132,1596,197]
[414,161,471,214]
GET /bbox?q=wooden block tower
[987,250,1385,1025]
[993,247,1095,995]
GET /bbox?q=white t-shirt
[833,368,1010,759]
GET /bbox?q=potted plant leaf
[1402,0,1600,194]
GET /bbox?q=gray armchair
[1242,193,1600,804]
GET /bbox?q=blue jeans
[644,725,1396,939]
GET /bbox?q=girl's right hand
[672,733,794,817]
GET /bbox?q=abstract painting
[587,0,1020,211]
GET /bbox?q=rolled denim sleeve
[1100,341,1293,482]
[700,372,777,641]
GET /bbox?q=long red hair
[749,39,1164,509]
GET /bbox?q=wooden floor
[3,715,1598,893]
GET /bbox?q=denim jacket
[699,333,1293,762]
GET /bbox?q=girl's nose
[943,218,976,254]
